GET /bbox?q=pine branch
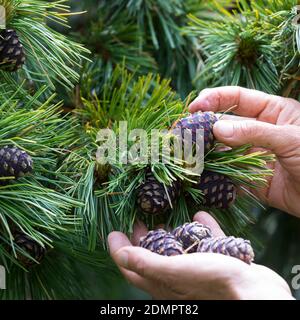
[185,11,283,93]
[0,0,89,91]
[69,1,157,98]
[184,1,300,95]
[0,88,84,270]
[60,66,273,248]
[0,241,112,299]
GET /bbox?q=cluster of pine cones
[0,26,47,266]
[140,222,254,264]
[137,112,237,215]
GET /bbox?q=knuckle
[238,121,256,138]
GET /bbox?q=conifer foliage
[0,0,299,299]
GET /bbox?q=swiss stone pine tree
[0,0,298,299]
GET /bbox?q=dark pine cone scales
[0,146,33,181]
[172,222,212,252]
[140,229,184,256]
[14,231,46,268]
[175,111,218,153]
[197,170,236,209]
[197,236,254,264]
[137,172,181,215]
[0,29,26,72]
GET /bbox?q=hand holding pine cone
[140,222,254,264]
[136,112,237,218]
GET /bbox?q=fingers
[108,231,132,254]
[189,86,300,124]
[213,120,300,157]
[193,211,225,237]
[120,268,155,295]
[108,231,158,295]
[112,246,175,281]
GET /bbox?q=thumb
[213,120,298,156]
[113,246,174,281]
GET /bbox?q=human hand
[108,212,293,300]
[189,86,300,217]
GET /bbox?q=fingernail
[214,121,235,138]
[116,250,129,268]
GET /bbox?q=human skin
[108,212,293,300]
[189,86,300,217]
[108,86,300,299]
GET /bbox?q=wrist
[229,266,295,300]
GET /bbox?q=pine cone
[0,146,33,181]
[175,111,218,153]
[197,170,236,209]
[0,29,25,72]
[140,229,184,256]
[14,231,46,267]
[197,236,254,264]
[172,222,212,252]
[137,172,181,215]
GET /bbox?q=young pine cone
[140,229,184,256]
[197,170,237,209]
[172,222,212,252]
[197,236,254,264]
[137,172,181,215]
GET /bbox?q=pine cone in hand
[172,222,212,252]
[175,111,218,153]
[197,170,237,209]
[137,172,181,215]
[197,236,254,264]
[140,229,184,256]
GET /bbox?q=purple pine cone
[197,236,255,264]
[140,229,184,256]
[172,222,212,252]
[0,146,33,181]
[197,171,237,209]
[0,29,26,72]
[175,111,218,153]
